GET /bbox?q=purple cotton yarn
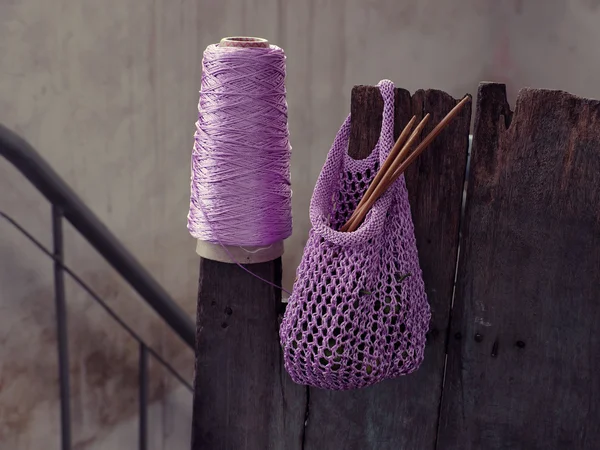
[187,43,292,247]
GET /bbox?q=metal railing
[0,123,196,450]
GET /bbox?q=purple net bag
[280,80,431,390]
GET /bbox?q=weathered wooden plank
[438,83,600,450]
[191,258,306,450]
[303,86,471,450]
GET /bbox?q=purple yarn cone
[188,43,292,247]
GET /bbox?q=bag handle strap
[376,79,396,163]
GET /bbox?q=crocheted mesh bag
[280,80,431,391]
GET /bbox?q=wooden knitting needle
[344,94,470,232]
[341,114,430,232]
[382,95,470,190]
[341,115,416,227]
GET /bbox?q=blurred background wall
[1,0,599,448]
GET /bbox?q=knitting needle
[341,115,417,229]
[344,94,470,232]
[341,114,430,232]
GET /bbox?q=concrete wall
[0,0,599,448]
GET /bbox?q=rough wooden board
[191,258,306,450]
[303,86,472,450]
[437,83,600,450]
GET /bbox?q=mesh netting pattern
[280,80,431,390]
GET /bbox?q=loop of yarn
[188,43,293,247]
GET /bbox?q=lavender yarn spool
[188,37,293,264]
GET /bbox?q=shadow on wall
[0,229,193,448]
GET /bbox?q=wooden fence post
[301,86,472,450]
[438,83,600,449]
[191,258,306,449]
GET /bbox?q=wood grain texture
[438,83,600,450]
[191,258,306,450]
[303,86,472,450]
